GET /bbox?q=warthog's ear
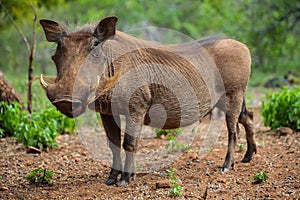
[40,19,67,42]
[93,16,118,41]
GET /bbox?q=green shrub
[167,168,183,196]
[154,128,183,138]
[0,101,75,149]
[0,102,25,137]
[165,135,190,153]
[25,168,53,185]
[237,143,245,152]
[261,87,300,131]
[253,170,268,184]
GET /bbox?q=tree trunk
[0,70,24,108]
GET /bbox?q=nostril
[52,99,82,111]
[53,101,71,110]
[51,99,84,118]
[72,101,82,110]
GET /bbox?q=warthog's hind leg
[222,91,244,172]
[101,114,122,185]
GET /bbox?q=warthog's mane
[75,22,98,34]
[72,21,223,48]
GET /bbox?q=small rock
[0,186,8,191]
[26,146,41,154]
[62,155,68,160]
[159,134,165,139]
[218,178,226,184]
[156,180,170,188]
[275,127,293,136]
[186,161,193,166]
[209,185,219,190]
[207,160,215,165]
[189,153,199,161]
[287,189,293,194]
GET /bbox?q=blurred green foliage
[0,0,299,76]
[154,127,183,138]
[0,101,75,149]
[261,87,300,131]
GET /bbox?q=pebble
[207,160,215,165]
[26,146,41,154]
[275,127,293,136]
[0,186,8,191]
[73,153,81,157]
[156,180,170,188]
[210,185,219,190]
[217,178,226,183]
[189,153,199,161]
[287,189,293,194]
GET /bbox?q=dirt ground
[0,108,299,199]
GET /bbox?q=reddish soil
[0,109,299,199]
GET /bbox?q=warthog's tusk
[90,75,102,93]
[40,74,49,90]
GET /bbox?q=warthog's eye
[90,40,100,51]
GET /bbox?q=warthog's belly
[143,96,210,130]
[143,110,201,130]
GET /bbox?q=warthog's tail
[238,98,253,122]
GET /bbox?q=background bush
[0,101,75,149]
[261,87,300,131]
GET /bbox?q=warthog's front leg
[118,115,143,186]
[101,114,122,185]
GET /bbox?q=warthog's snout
[40,74,89,118]
[52,98,85,118]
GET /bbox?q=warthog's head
[39,17,118,118]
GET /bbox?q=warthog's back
[203,39,251,93]
[94,34,249,129]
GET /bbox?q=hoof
[118,179,129,187]
[242,147,256,163]
[106,178,117,185]
[117,172,135,186]
[131,173,136,181]
[241,156,251,163]
[221,161,234,172]
[105,168,121,185]
[221,167,229,173]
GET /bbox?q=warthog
[40,16,256,186]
